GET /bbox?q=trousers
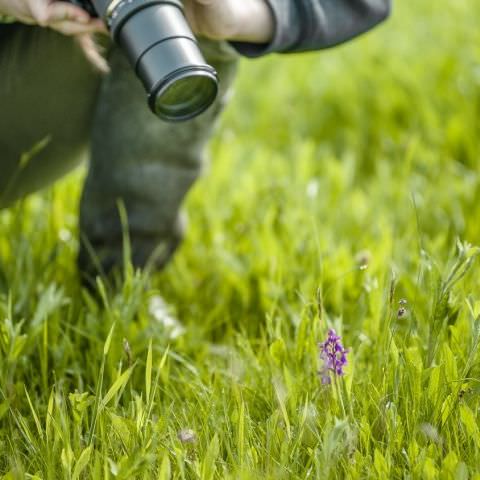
[0,24,239,279]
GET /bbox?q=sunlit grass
[1,0,480,478]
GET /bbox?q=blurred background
[179,0,480,324]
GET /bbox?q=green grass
[1,0,480,478]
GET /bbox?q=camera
[69,0,219,122]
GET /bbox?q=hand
[183,0,274,44]
[0,0,105,35]
[0,0,108,71]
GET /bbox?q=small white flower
[178,429,197,444]
[149,295,185,339]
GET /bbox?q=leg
[0,25,101,208]
[78,39,239,279]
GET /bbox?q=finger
[46,2,91,24]
[49,20,106,36]
[25,0,50,25]
[88,18,109,35]
[77,34,110,73]
[48,17,107,36]
[182,0,202,34]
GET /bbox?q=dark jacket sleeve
[231,0,391,57]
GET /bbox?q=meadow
[1,0,480,477]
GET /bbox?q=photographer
[0,0,390,282]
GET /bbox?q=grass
[1,0,480,477]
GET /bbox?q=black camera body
[69,0,219,122]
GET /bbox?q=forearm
[231,0,392,57]
[0,1,105,35]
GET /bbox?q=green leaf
[460,404,480,446]
[146,339,153,401]
[9,334,27,362]
[422,457,438,480]
[19,136,51,169]
[31,284,65,330]
[374,449,389,476]
[442,344,458,382]
[61,447,74,473]
[100,364,136,410]
[201,434,220,480]
[0,401,9,421]
[45,389,55,442]
[110,413,133,446]
[269,338,287,365]
[72,445,93,480]
[158,454,171,480]
[103,323,116,357]
[427,366,441,404]
[24,387,44,441]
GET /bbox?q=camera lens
[89,0,219,122]
[152,70,218,121]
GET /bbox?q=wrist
[228,0,274,44]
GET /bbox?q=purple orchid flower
[318,329,349,385]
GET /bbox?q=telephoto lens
[84,0,219,122]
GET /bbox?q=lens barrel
[90,0,218,122]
